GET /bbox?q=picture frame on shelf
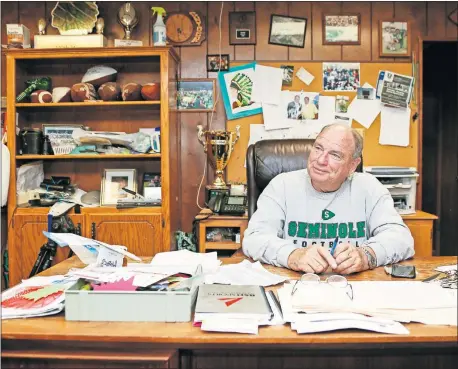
[101,168,137,206]
[268,14,307,48]
[323,14,361,45]
[41,123,83,155]
[379,20,411,57]
[143,172,161,201]
[177,79,216,112]
[207,54,230,72]
[229,11,256,45]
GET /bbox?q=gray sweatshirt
[243,169,414,268]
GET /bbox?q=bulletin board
[226,62,417,184]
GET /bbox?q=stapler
[116,188,161,209]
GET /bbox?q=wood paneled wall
[1,2,457,232]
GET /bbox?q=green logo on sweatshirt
[322,209,335,220]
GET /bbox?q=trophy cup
[115,3,143,47]
[197,125,240,201]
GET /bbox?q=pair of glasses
[291,273,354,300]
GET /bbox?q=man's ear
[350,157,362,174]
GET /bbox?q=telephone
[207,193,246,216]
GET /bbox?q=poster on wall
[378,71,414,108]
[218,62,262,120]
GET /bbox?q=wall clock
[164,11,206,46]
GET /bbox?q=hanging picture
[323,14,361,45]
[218,62,262,120]
[269,15,307,48]
[323,62,360,91]
[177,79,215,111]
[379,21,410,57]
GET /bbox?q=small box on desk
[65,278,200,322]
[34,35,107,49]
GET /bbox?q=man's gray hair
[318,123,364,159]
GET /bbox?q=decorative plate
[51,2,99,35]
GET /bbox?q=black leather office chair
[246,139,363,220]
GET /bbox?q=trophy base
[114,39,143,47]
[205,185,230,204]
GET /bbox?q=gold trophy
[197,125,240,199]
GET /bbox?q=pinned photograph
[207,54,230,72]
[323,14,360,45]
[357,87,375,100]
[280,65,294,86]
[269,15,307,48]
[379,21,410,57]
[219,62,262,120]
[300,92,319,120]
[323,62,360,91]
[177,79,215,111]
[284,91,319,121]
[335,96,350,113]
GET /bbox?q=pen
[330,236,339,256]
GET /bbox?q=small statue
[38,18,47,35]
[16,77,52,103]
[96,17,105,35]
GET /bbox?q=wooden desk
[2,256,457,369]
[197,210,438,257]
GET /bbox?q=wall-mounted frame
[207,54,230,72]
[269,14,307,48]
[177,79,216,112]
[101,168,137,206]
[379,20,411,57]
[323,14,361,45]
[229,11,256,45]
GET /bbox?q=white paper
[348,94,381,129]
[379,106,411,146]
[262,102,295,131]
[435,264,457,273]
[150,249,221,274]
[16,161,44,193]
[204,260,288,287]
[97,246,124,268]
[252,65,283,105]
[201,317,259,334]
[317,96,336,123]
[287,121,327,140]
[296,67,315,85]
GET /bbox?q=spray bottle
[151,7,167,46]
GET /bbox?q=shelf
[204,242,241,250]
[15,101,160,108]
[16,154,161,160]
[16,206,163,215]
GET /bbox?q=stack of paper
[205,260,288,287]
[150,249,221,274]
[281,280,457,326]
[1,275,77,319]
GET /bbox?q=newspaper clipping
[380,71,414,108]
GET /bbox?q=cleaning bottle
[151,7,167,46]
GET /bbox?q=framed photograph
[323,14,361,45]
[41,124,83,155]
[379,21,410,57]
[177,79,216,112]
[229,11,256,45]
[207,54,230,72]
[101,169,137,206]
[218,62,262,120]
[280,65,294,86]
[323,62,360,91]
[269,15,307,48]
[143,172,162,201]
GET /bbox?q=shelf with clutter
[5,47,180,287]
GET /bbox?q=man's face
[304,97,310,104]
[307,127,361,191]
[294,95,300,103]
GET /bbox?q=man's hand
[333,243,369,274]
[287,246,337,273]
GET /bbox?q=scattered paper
[252,65,283,105]
[435,265,457,273]
[348,84,382,128]
[379,106,411,146]
[150,249,221,274]
[201,317,259,334]
[317,96,336,123]
[97,245,124,268]
[296,67,315,85]
[262,102,295,131]
[204,260,288,287]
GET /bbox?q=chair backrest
[246,139,363,219]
